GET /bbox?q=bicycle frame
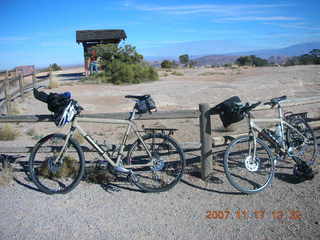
[59,110,153,174]
[247,103,308,153]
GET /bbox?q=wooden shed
[76,29,127,74]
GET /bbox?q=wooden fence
[0,67,51,114]
[0,96,319,180]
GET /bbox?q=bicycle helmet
[54,100,78,127]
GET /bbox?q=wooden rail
[0,95,319,181]
[0,67,51,113]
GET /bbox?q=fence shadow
[56,73,85,81]
[182,155,245,195]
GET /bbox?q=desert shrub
[179,54,189,65]
[38,155,79,178]
[49,63,62,71]
[236,55,269,67]
[284,49,320,66]
[48,79,59,89]
[161,60,173,69]
[171,71,184,76]
[87,44,158,84]
[198,72,225,76]
[89,60,158,85]
[0,124,19,140]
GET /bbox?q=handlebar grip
[241,101,261,113]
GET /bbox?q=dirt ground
[0,65,320,240]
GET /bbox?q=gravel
[1,65,320,239]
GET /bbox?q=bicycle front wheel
[224,136,274,194]
[29,134,85,194]
[126,133,185,192]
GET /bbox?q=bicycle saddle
[125,95,150,101]
[264,95,287,106]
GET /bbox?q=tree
[89,44,158,84]
[49,63,62,71]
[236,55,268,67]
[284,49,320,66]
[309,49,320,57]
[179,54,189,66]
[161,60,173,68]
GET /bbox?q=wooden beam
[199,103,213,180]
[4,70,11,114]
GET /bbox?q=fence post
[4,70,11,114]
[19,72,24,100]
[48,67,53,87]
[199,103,213,180]
[32,70,36,88]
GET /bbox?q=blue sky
[1,0,320,70]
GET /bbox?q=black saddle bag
[212,96,244,128]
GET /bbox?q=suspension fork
[247,113,257,160]
[54,125,75,164]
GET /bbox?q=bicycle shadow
[8,160,43,193]
[181,155,246,195]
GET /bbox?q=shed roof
[76,29,127,43]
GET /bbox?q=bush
[284,49,320,66]
[88,44,158,84]
[179,54,189,66]
[0,124,19,141]
[49,63,62,71]
[236,55,269,67]
[171,71,184,76]
[161,60,173,68]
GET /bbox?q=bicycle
[29,89,185,194]
[223,96,317,194]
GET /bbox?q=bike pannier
[47,93,71,114]
[135,96,156,114]
[212,96,244,128]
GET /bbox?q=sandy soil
[0,65,320,240]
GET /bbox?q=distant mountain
[192,41,320,66]
[192,55,239,66]
[227,41,320,58]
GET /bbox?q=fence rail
[0,67,51,113]
[0,93,319,180]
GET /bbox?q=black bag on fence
[212,96,244,128]
[135,96,156,114]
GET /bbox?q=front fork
[53,127,75,165]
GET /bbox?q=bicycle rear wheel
[126,133,185,192]
[29,134,85,194]
[286,118,318,166]
[224,136,274,194]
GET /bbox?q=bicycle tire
[126,133,185,192]
[286,118,318,166]
[224,135,275,194]
[29,133,85,194]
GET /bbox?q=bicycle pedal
[104,184,121,192]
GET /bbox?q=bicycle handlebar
[33,88,84,114]
[240,101,261,113]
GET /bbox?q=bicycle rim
[224,136,274,194]
[126,133,185,192]
[286,120,318,166]
[29,134,85,194]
